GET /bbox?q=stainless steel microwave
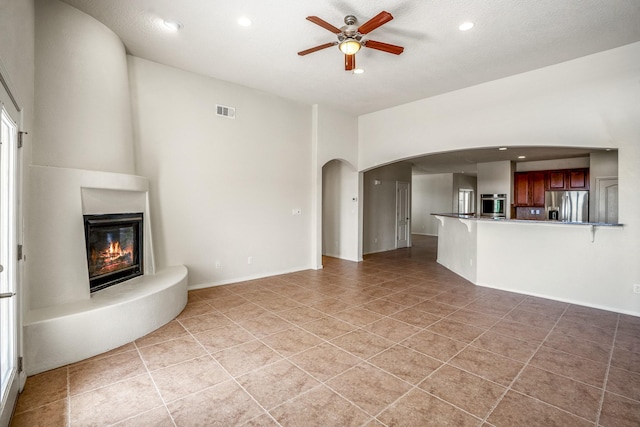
[481,194,506,218]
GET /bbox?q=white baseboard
[187,264,313,291]
[474,280,640,317]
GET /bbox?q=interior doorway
[596,177,618,223]
[396,181,410,248]
[322,159,359,262]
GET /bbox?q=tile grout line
[367,291,532,423]
[594,313,620,426]
[225,282,435,425]
[132,339,178,427]
[479,302,603,425]
[180,316,285,427]
[248,278,559,424]
[478,296,566,424]
[193,270,609,426]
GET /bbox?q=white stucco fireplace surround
[24,165,187,375]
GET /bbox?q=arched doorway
[322,159,360,262]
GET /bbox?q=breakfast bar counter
[432,213,623,227]
[430,213,627,314]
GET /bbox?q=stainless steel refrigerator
[545,191,589,222]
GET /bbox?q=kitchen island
[431,213,628,314]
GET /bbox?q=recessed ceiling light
[353,68,364,75]
[459,22,474,31]
[518,155,526,159]
[498,147,507,151]
[163,20,182,32]
[238,16,252,27]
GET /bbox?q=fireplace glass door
[84,213,143,293]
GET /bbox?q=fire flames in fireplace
[90,236,134,276]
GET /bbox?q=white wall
[322,160,359,261]
[452,173,478,213]
[411,174,453,236]
[0,0,34,125]
[359,42,640,315]
[363,162,412,254]
[477,161,513,217]
[129,56,313,287]
[313,105,360,266]
[33,0,134,174]
[516,157,590,172]
[435,216,477,283]
[476,221,633,314]
[589,151,618,221]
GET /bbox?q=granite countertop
[431,213,623,227]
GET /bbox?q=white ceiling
[409,147,612,175]
[61,0,640,116]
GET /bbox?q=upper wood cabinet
[530,171,546,205]
[569,169,589,189]
[548,171,566,189]
[514,172,530,206]
[514,171,546,207]
[545,168,589,190]
[515,168,590,210]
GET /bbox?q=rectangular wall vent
[216,104,236,119]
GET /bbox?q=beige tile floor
[11,235,640,426]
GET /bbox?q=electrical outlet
[215,260,221,269]
[247,257,252,265]
[292,208,301,215]
[634,284,640,294]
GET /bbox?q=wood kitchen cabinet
[514,171,545,207]
[548,171,566,189]
[514,168,589,219]
[569,169,589,189]
[514,172,530,206]
[545,168,589,190]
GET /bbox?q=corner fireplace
[84,213,144,293]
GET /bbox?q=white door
[0,105,19,426]
[396,181,410,248]
[596,177,618,224]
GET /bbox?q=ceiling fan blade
[298,42,337,56]
[345,54,355,71]
[363,40,404,55]
[358,11,393,34]
[306,16,342,34]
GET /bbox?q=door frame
[395,181,411,248]
[0,57,24,426]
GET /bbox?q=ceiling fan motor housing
[339,15,362,42]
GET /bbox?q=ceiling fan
[298,11,404,71]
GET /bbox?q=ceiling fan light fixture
[163,20,182,32]
[339,38,361,55]
[459,22,474,31]
[237,16,252,27]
